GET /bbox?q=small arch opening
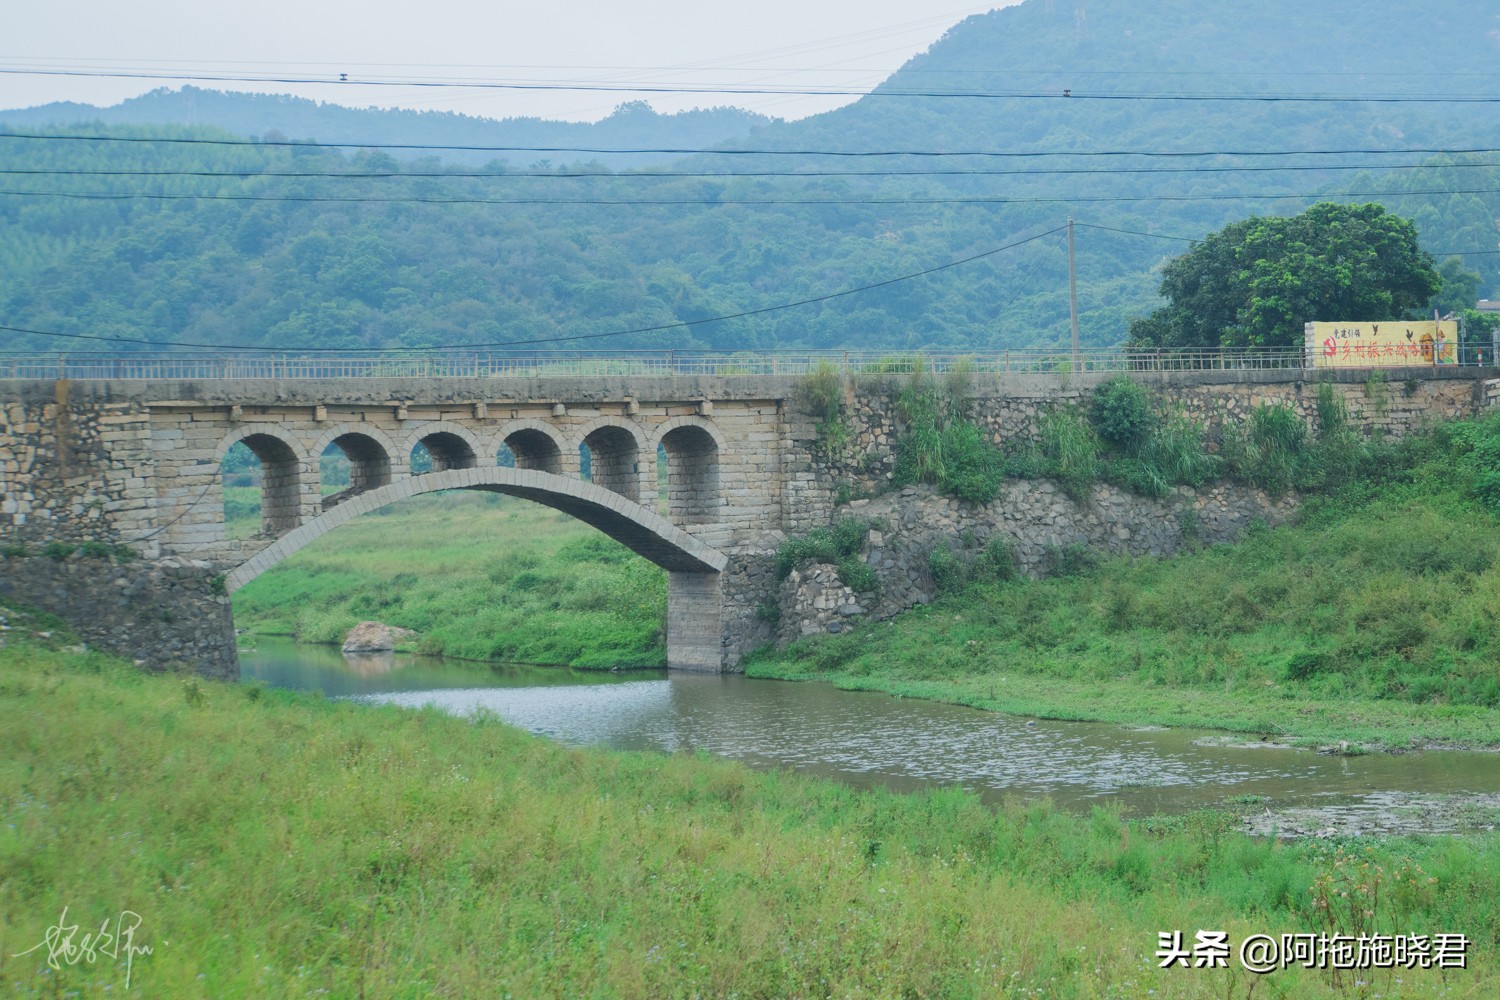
[502,428,564,474]
[413,431,477,474]
[322,432,392,510]
[581,425,641,502]
[659,425,720,525]
[222,432,301,538]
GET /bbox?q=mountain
[0,87,775,169]
[2,0,1498,356]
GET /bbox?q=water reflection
[241,639,1500,826]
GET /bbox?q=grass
[3,627,1499,997]
[750,413,1500,750]
[231,491,667,668]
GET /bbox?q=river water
[241,638,1500,836]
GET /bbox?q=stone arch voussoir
[309,423,401,470]
[214,423,308,466]
[574,416,649,503]
[648,415,727,453]
[402,421,486,473]
[497,417,571,473]
[309,423,401,508]
[213,423,313,538]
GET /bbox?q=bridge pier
[666,571,724,671]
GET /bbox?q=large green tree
[1128,203,1442,350]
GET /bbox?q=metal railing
[0,348,1488,381]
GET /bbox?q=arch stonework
[224,467,729,670]
[647,415,727,452]
[497,418,575,476]
[573,416,651,503]
[214,424,317,536]
[214,422,307,465]
[402,421,485,473]
[654,418,723,526]
[309,423,401,507]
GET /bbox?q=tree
[1431,256,1483,317]
[1128,203,1442,349]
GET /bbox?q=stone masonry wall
[0,383,155,548]
[0,552,237,679]
[801,369,1488,503]
[777,480,1297,643]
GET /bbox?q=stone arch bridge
[1,366,1493,677]
[0,375,822,673]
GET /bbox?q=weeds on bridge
[887,372,1423,506]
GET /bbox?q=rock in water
[341,621,416,652]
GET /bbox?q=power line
[5,159,1499,181]
[4,186,1499,207]
[4,130,1500,160]
[0,226,1067,352]
[4,65,1500,103]
[1074,222,1199,242]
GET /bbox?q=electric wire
[4,65,1500,103]
[3,186,1498,206]
[4,159,1499,180]
[5,130,1500,160]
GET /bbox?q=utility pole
[1068,217,1080,369]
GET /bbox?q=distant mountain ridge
[0,86,775,168]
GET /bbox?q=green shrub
[979,536,1019,581]
[891,368,1005,503]
[1042,543,1098,578]
[1315,382,1350,441]
[928,543,964,593]
[1284,651,1334,682]
[939,421,1005,504]
[836,557,879,595]
[1224,404,1308,493]
[753,599,781,625]
[775,518,872,579]
[796,361,848,455]
[1088,375,1158,452]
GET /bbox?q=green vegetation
[774,516,877,594]
[890,365,1009,504]
[753,411,1500,749]
[8,540,139,562]
[888,370,1414,508]
[1129,203,1442,350]
[231,492,666,668]
[4,627,1499,996]
[795,360,851,457]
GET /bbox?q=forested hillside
[3,0,1499,355]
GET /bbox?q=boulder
[341,621,417,653]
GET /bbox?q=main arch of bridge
[224,467,729,670]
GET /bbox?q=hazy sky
[1,1,1017,122]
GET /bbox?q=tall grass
[3,635,1498,997]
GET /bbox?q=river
[242,638,1500,837]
